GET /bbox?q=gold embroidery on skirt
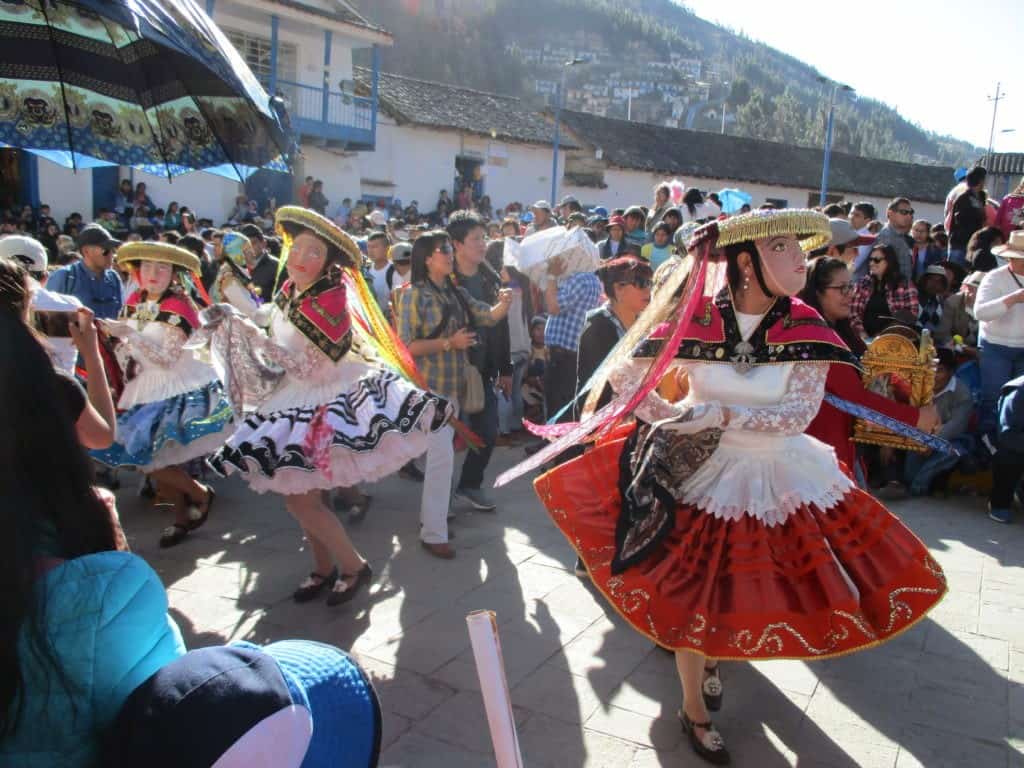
[606,576,651,615]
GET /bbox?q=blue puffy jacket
[1,552,184,767]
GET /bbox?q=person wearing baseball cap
[388,241,413,292]
[526,200,554,234]
[808,218,871,265]
[0,233,48,282]
[105,642,381,768]
[558,194,581,219]
[45,223,124,319]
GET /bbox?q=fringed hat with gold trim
[687,208,831,253]
[116,241,201,275]
[274,206,361,266]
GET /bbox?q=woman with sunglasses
[207,208,453,605]
[850,243,919,340]
[393,230,512,559]
[801,257,938,480]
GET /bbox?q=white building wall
[214,1,357,91]
[355,117,556,211]
[37,161,93,223]
[461,135,554,210]
[357,119,460,208]
[131,168,243,223]
[561,165,944,223]
[298,144,362,209]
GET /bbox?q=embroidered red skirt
[534,434,947,660]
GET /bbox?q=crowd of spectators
[5,164,1024,540]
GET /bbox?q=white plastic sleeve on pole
[465,610,525,768]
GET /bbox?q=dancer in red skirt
[530,210,947,764]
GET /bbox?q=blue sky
[678,0,1024,154]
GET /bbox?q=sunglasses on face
[433,245,452,255]
[869,256,886,264]
[894,208,914,216]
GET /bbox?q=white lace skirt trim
[225,429,435,495]
[680,432,853,525]
[142,428,234,473]
[208,369,451,496]
[119,361,219,409]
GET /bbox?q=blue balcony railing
[267,78,376,149]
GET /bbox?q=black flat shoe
[703,664,723,711]
[326,562,373,607]
[574,557,588,578]
[293,567,338,603]
[159,523,189,548]
[679,710,730,765]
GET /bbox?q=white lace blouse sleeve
[608,357,686,423]
[124,326,187,368]
[222,278,261,319]
[254,328,326,379]
[726,363,826,435]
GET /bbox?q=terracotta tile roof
[354,69,573,148]
[558,110,956,203]
[263,0,390,36]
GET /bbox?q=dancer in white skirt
[93,242,230,548]
[207,206,453,606]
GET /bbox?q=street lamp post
[720,81,729,135]
[551,56,586,206]
[818,78,854,207]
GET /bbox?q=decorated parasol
[0,0,292,180]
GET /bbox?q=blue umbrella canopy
[0,0,292,180]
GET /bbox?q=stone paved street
[118,448,1024,767]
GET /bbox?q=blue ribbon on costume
[549,364,958,457]
[823,393,959,456]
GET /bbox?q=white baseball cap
[368,210,387,227]
[0,234,48,274]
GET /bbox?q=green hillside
[352,0,981,166]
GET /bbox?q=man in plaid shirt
[542,257,603,424]
[393,231,512,559]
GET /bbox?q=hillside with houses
[352,0,982,168]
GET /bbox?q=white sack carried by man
[503,225,598,283]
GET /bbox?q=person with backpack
[449,211,513,513]
[365,231,393,312]
[46,224,124,319]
